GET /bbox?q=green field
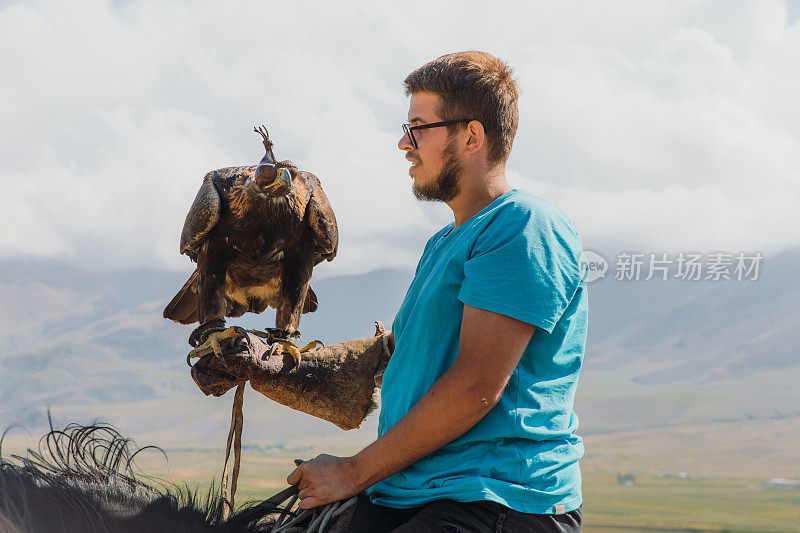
[130,447,800,533]
[6,417,799,531]
[582,474,800,532]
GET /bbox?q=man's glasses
[401,119,474,150]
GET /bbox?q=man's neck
[447,165,512,228]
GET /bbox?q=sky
[1,0,799,278]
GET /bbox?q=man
[288,51,586,532]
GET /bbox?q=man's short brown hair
[404,51,519,164]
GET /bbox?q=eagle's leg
[188,318,226,348]
[270,245,317,364]
[188,229,232,365]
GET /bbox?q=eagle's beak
[278,167,292,190]
[261,167,293,194]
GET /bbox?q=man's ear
[464,120,485,156]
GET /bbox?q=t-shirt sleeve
[457,204,583,333]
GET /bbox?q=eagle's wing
[304,172,339,263]
[179,171,221,260]
[163,270,199,324]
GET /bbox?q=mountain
[577,247,800,433]
[0,260,412,446]
[0,248,798,446]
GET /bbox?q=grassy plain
[128,418,800,532]
[581,474,800,532]
[6,418,798,531]
[134,450,800,532]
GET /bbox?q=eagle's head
[254,160,297,198]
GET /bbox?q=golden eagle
[163,126,338,362]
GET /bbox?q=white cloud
[1,0,799,276]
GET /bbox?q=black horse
[0,419,295,532]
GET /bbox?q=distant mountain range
[579,247,800,433]
[1,248,797,447]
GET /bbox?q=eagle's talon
[268,343,282,358]
[281,344,302,367]
[299,340,324,351]
[230,326,251,346]
[269,338,323,367]
[210,334,228,368]
[186,326,248,368]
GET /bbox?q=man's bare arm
[287,303,535,508]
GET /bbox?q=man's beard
[412,140,462,203]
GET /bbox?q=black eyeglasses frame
[401,119,475,149]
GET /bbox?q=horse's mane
[0,418,281,532]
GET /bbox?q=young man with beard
[288,51,587,532]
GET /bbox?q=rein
[218,385,357,532]
[220,382,245,520]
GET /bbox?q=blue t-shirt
[365,189,587,514]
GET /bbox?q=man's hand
[286,454,362,509]
[285,305,535,506]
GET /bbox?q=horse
[0,419,351,533]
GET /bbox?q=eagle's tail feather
[163,270,199,324]
[303,287,318,313]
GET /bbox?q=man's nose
[398,131,413,151]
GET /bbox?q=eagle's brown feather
[164,133,337,339]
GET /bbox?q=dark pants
[344,493,582,532]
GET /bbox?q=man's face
[399,92,464,202]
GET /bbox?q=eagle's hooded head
[252,125,296,198]
[254,161,297,198]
